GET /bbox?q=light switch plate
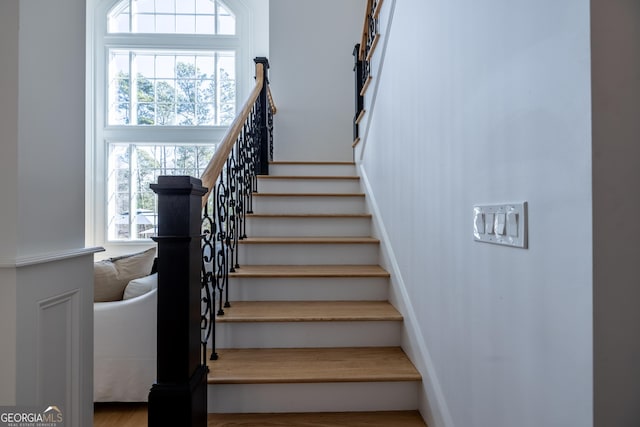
[473,202,528,248]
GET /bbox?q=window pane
[134,13,155,32]
[156,56,175,78]
[108,3,130,33]
[197,79,214,103]
[135,0,154,13]
[217,14,234,35]
[108,52,131,125]
[109,12,130,32]
[177,56,196,77]
[195,15,215,34]
[216,2,235,35]
[109,76,130,124]
[176,15,195,34]
[136,103,155,125]
[178,103,195,125]
[155,0,175,14]
[198,103,215,125]
[107,143,217,240]
[196,56,214,74]
[135,54,155,79]
[195,0,215,14]
[176,0,195,14]
[156,14,175,32]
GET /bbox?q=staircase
[206,161,427,426]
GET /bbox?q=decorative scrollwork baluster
[199,58,272,364]
[214,173,229,313]
[268,101,274,162]
[201,202,217,362]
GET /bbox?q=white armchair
[94,274,157,402]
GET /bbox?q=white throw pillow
[94,247,156,302]
[123,273,158,300]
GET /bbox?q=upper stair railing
[149,57,275,427]
[353,0,382,147]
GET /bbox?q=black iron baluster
[237,127,248,240]
[198,58,271,363]
[201,203,217,361]
[226,152,238,273]
[268,100,274,162]
[214,174,229,314]
[353,43,364,143]
[255,57,270,175]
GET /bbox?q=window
[92,0,245,244]
[108,0,235,35]
[108,50,235,126]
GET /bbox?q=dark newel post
[353,44,364,142]
[148,176,207,427]
[255,57,270,176]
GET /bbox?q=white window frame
[87,0,256,253]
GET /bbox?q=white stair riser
[246,216,371,237]
[227,277,389,301]
[238,243,378,265]
[258,178,361,194]
[215,321,401,348]
[269,164,356,177]
[252,196,366,214]
[208,381,419,413]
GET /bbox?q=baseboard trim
[358,165,455,427]
[0,246,104,268]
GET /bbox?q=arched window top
[108,0,235,35]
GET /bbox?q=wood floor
[94,403,147,427]
[94,403,426,426]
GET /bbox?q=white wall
[357,1,593,426]
[0,0,19,262]
[0,0,96,423]
[269,0,365,162]
[245,0,269,63]
[18,0,87,257]
[0,0,20,404]
[591,1,640,426]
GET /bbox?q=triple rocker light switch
[473,202,528,248]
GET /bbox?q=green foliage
[114,61,235,126]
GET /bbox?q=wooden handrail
[359,0,384,61]
[359,0,373,60]
[200,62,265,206]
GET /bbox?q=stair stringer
[357,164,455,427]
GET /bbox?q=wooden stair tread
[246,213,372,218]
[207,410,427,426]
[208,347,421,384]
[217,301,402,322]
[258,175,360,180]
[239,237,379,244]
[253,193,365,197]
[270,161,355,166]
[230,265,390,278]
